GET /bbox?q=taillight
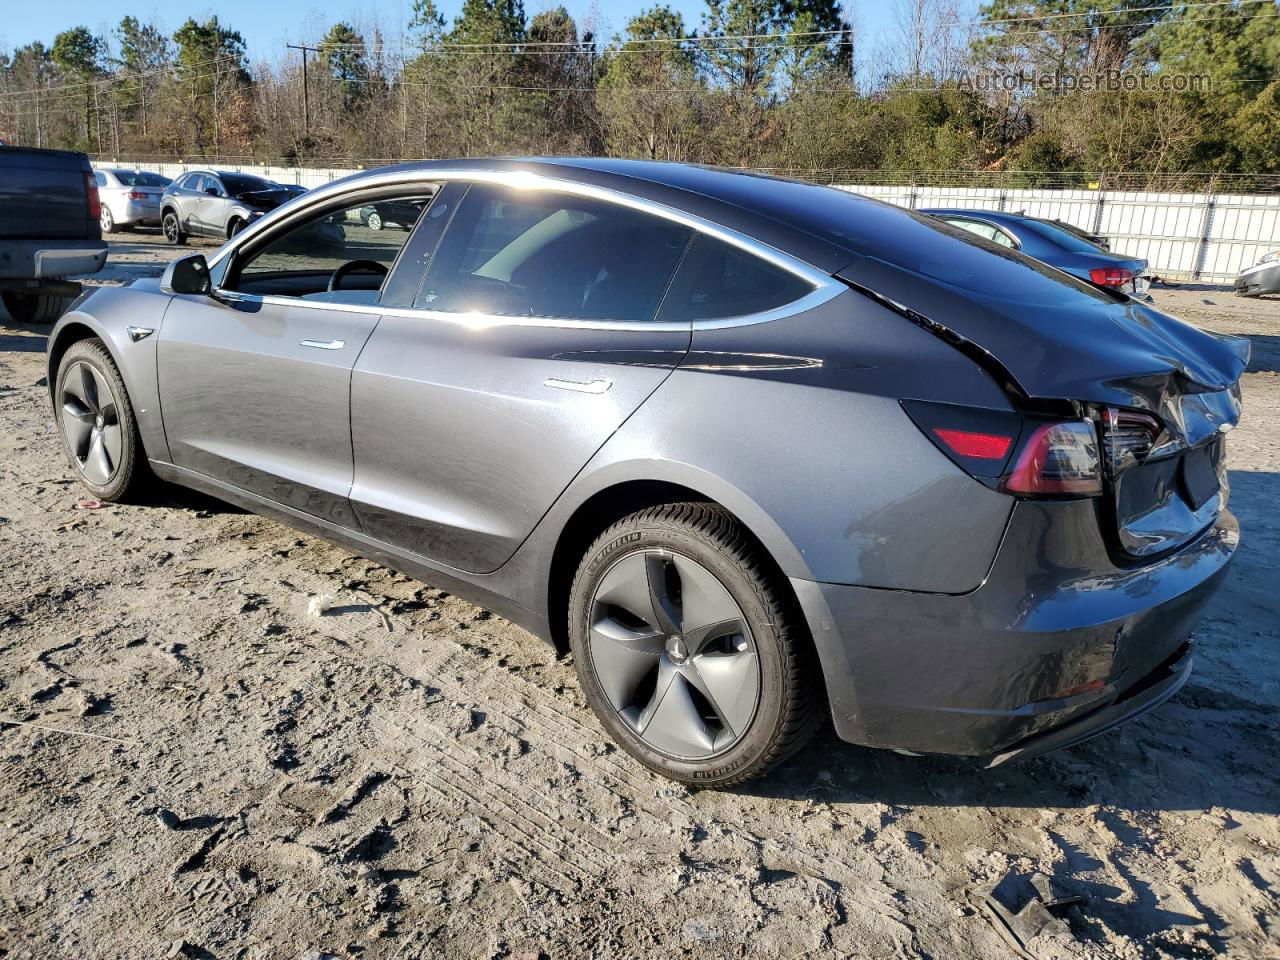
[85,172,101,221]
[1100,407,1162,476]
[1089,266,1133,287]
[127,190,149,201]
[1004,421,1102,497]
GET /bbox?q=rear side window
[416,184,693,322]
[658,233,813,322]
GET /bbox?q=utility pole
[287,43,321,142]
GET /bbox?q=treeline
[1,0,1278,185]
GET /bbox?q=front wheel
[365,211,383,231]
[162,211,187,245]
[568,503,820,787]
[55,339,150,502]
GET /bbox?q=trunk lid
[836,241,1248,559]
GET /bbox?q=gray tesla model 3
[45,158,1248,786]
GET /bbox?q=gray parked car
[93,168,170,232]
[1234,249,1280,297]
[45,159,1248,785]
[159,170,309,243]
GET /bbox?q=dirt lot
[1,235,1278,959]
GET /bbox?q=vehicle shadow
[0,331,49,353]
[1243,333,1280,373]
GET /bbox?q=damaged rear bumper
[791,503,1236,760]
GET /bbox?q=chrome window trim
[212,283,841,333]
[210,166,844,329]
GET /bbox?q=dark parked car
[0,146,106,323]
[923,208,1148,296]
[45,159,1247,785]
[160,170,312,243]
[360,199,426,231]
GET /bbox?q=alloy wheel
[100,207,114,233]
[60,361,122,485]
[366,211,383,231]
[587,549,760,759]
[163,214,179,243]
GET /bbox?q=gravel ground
[1,234,1278,959]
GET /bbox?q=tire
[366,211,383,231]
[162,210,187,245]
[228,217,245,239]
[568,503,819,787]
[100,205,115,233]
[2,290,73,325]
[54,338,150,502]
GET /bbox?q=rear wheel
[162,211,187,245]
[568,503,819,786]
[365,210,383,231]
[2,290,73,325]
[55,339,150,502]
[100,205,115,233]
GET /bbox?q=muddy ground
[1,234,1277,959]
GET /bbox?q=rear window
[1020,219,1105,254]
[659,234,813,321]
[113,171,169,187]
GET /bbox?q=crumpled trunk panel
[837,253,1250,560]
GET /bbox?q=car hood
[837,249,1248,448]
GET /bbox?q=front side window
[227,193,431,304]
[657,233,814,322]
[415,184,693,323]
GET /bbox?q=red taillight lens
[85,172,101,221]
[1004,421,1102,497]
[1089,266,1133,287]
[931,427,1013,460]
[127,190,148,201]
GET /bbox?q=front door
[350,181,696,573]
[157,190,426,525]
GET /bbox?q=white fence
[98,160,1280,282]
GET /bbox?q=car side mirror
[205,187,220,196]
[161,254,212,296]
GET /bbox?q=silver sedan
[92,168,170,233]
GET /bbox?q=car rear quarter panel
[47,284,173,463]
[547,289,1018,594]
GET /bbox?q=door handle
[544,377,612,394]
[300,339,346,350]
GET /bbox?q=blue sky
[3,1,882,61]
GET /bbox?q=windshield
[221,174,274,195]
[113,171,170,187]
[1021,219,1105,254]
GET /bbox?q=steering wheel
[328,259,388,292]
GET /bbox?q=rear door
[349,181,695,573]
